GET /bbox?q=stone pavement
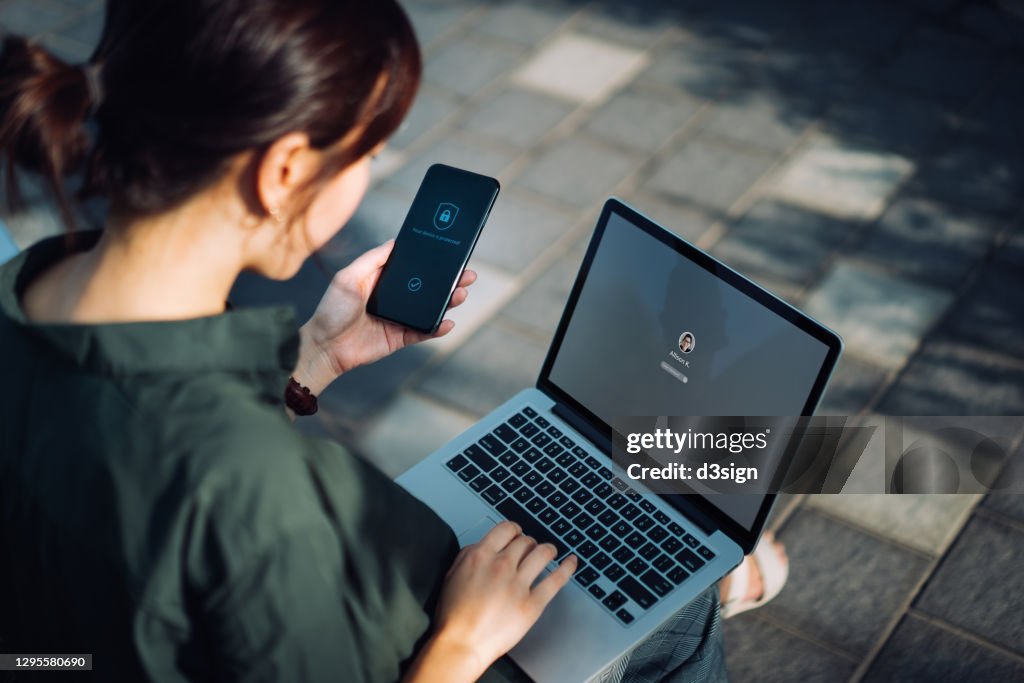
[3,0,1024,680]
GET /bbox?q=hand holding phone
[366,164,500,333]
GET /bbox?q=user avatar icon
[678,332,695,353]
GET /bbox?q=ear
[255,132,319,219]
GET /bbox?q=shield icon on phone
[434,202,459,231]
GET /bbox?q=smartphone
[367,163,500,333]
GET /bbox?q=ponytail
[0,35,97,228]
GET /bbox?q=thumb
[346,239,395,276]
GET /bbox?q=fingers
[458,269,477,287]
[448,286,469,308]
[529,555,577,609]
[342,239,395,278]
[517,542,558,579]
[501,534,538,565]
[477,521,522,553]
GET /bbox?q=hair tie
[82,62,104,115]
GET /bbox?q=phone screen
[367,164,500,333]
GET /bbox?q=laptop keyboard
[444,405,717,626]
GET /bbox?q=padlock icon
[434,202,459,230]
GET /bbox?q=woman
[0,1,784,681]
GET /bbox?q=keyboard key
[573,446,589,459]
[523,447,542,463]
[560,502,581,519]
[531,432,552,448]
[675,548,706,573]
[501,477,522,493]
[667,566,690,585]
[520,422,539,438]
[611,521,631,538]
[591,552,611,570]
[588,584,607,600]
[604,563,626,582]
[585,499,605,515]
[600,536,622,553]
[534,415,550,428]
[509,413,528,429]
[511,461,530,477]
[620,504,641,521]
[625,490,642,502]
[638,542,660,560]
[496,498,565,558]
[648,526,668,543]
[581,473,601,489]
[547,491,568,508]
[498,451,517,466]
[616,608,635,624]
[463,445,496,472]
[479,435,507,456]
[612,547,635,565]
[536,458,554,473]
[652,554,674,572]
[598,510,619,527]
[491,466,510,483]
[514,487,534,504]
[639,499,656,513]
[575,567,600,587]
[634,515,654,531]
[571,489,594,505]
[482,485,507,506]
[640,569,673,597]
[494,424,517,443]
[668,522,685,537]
[549,468,568,484]
[624,532,645,549]
[539,508,558,525]
[523,406,538,418]
[626,558,647,575]
[607,494,627,510]
[544,442,563,457]
[535,481,555,497]
[526,498,545,514]
[661,537,683,554]
[697,546,716,561]
[618,576,656,610]
[654,511,671,525]
[574,513,594,529]
[552,518,571,536]
[612,477,628,491]
[568,462,587,478]
[598,467,613,480]
[458,464,481,482]
[585,523,607,541]
[559,436,575,449]
[445,454,468,472]
[547,425,563,438]
[584,455,602,470]
[470,474,491,492]
[595,483,614,499]
[603,591,627,611]
[577,540,598,559]
[510,438,530,453]
[559,478,580,494]
[556,452,575,468]
[683,534,700,548]
[524,471,542,487]
[564,529,584,547]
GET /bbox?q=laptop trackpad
[457,516,500,547]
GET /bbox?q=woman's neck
[23,202,245,324]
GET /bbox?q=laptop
[397,198,842,682]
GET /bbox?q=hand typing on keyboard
[405,521,577,682]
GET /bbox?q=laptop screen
[545,208,834,530]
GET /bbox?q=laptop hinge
[551,401,720,538]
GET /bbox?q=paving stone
[572,0,678,48]
[474,1,574,46]
[390,85,461,150]
[416,322,549,416]
[724,613,857,683]
[753,47,868,107]
[402,0,472,47]
[880,28,993,104]
[647,136,777,213]
[471,191,576,272]
[618,191,717,243]
[865,613,1024,682]
[854,197,997,289]
[359,393,475,478]
[983,441,1024,519]
[712,200,853,288]
[501,240,588,335]
[765,508,931,657]
[937,263,1024,360]
[461,88,575,148]
[770,135,915,222]
[640,37,762,100]
[808,492,980,556]
[916,515,1024,655]
[427,260,520,356]
[910,134,1024,216]
[817,355,890,416]
[511,32,649,104]
[0,0,72,37]
[387,134,519,193]
[584,85,702,153]
[701,91,813,152]
[517,135,639,208]
[52,4,102,47]
[824,86,953,156]
[804,261,952,370]
[878,340,1024,415]
[424,37,522,98]
[318,345,434,422]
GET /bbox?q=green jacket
[0,232,459,682]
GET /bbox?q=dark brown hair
[0,0,421,229]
